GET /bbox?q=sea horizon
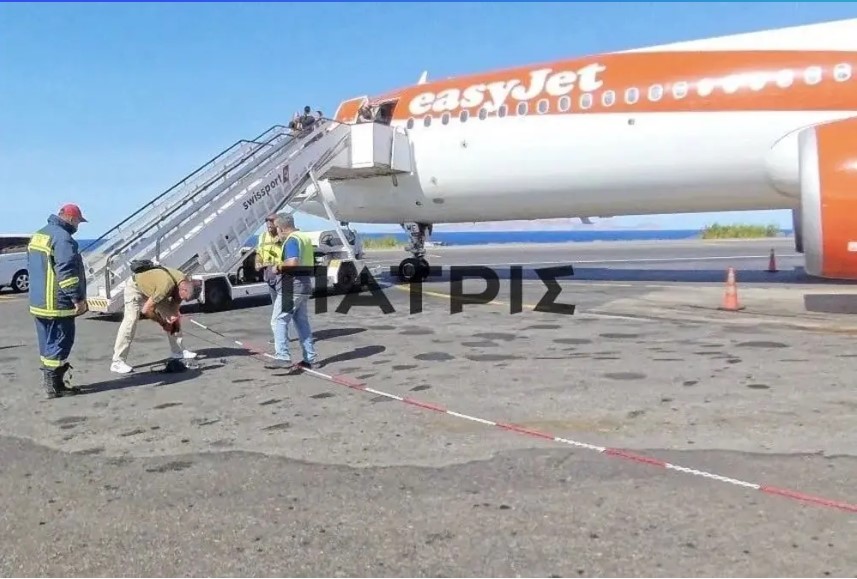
[77,228,796,251]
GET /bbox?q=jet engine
[797,116,857,280]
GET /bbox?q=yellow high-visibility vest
[284,231,314,267]
[256,230,282,266]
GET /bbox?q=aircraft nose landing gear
[397,222,432,282]
[398,256,431,282]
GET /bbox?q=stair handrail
[96,126,295,264]
[80,124,289,254]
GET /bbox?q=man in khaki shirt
[110,266,199,374]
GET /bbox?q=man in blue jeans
[264,214,319,371]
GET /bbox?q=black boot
[56,363,80,396]
[41,368,61,399]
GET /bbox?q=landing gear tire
[398,257,430,283]
[397,222,433,283]
[398,258,419,282]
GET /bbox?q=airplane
[288,17,857,283]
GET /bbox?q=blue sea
[77,228,793,251]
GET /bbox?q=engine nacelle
[799,116,857,279]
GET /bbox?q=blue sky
[4,2,857,236]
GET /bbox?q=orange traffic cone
[767,248,778,273]
[718,267,745,311]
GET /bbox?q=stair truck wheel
[335,260,359,293]
[201,277,233,313]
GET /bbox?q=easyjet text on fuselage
[407,63,607,116]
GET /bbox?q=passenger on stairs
[297,106,316,135]
[288,110,303,135]
[357,104,374,123]
[109,266,200,374]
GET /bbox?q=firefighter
[27,203,89,399]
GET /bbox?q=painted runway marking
[183,316,857,515]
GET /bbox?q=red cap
[59,203,87,222]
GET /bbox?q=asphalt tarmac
[2,238,857,577]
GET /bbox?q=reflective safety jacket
[276,231,315,295]
[284,231,315,268]
[27,215,86,318]
[256,230,283,266]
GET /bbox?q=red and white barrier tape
[184,316,857,515]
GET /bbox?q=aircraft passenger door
[373,100,397,126]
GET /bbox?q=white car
[0,234,31,293]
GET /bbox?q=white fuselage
[302,109,857,224]
[301,18,857,227]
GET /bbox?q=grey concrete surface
[2,238,857,577]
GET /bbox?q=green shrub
[361,235,404,249]
[700,223,780,239]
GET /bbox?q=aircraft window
[579,93,592,109]
[671,81,688,99]
[648,84,663,101]
[537,99,549,114]
[625,87,639,104]
[406,118,415,129]
[834,63,852,82]
[747,73,767,92]
[423,115,432,127]
[696,78,716,97]
[601,90,615,107]
[804,66,823,85]
[441,112,451,125]
[459,110,469,122]
[721,75,742,94]
[775,69,794,88]
[517,102,528,115]
[558,95,571,112]
[478,107,488,120]
[498,104,508,118]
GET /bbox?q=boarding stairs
[82,118,412,314]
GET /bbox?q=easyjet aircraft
[298,18,857,283]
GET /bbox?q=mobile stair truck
[81,117,412,314]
